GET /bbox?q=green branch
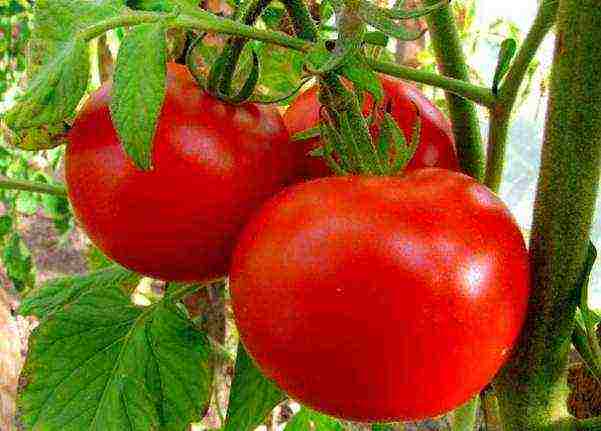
[484,0,558,192]
[0,176,67,197]
[424,0,484,180]
[494,0,601,429]
[367,58,495,107]
[78,9,311,52]
[76,9,493,107]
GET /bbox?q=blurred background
[1,0,599,430]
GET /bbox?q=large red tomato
[284,75,460,179]
[230,169,529,421]
[66,63,296,281]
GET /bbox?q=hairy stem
[424,0,484,180]
[494,0,601,429]
[367,58,495,107]
[78,9,311,52]
[0,176,67,197]
[485,0,558,192]
[77,10,494,106]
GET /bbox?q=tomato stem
[0,175,67,197]
[423,0,485,181]
[75,10,496,108]
[494,0,601,428]
[484,0,558,192]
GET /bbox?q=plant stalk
[367,58,495,107]
[484,0,558,192]
[424,0,484,180]
[494,0,601,429]
[0,176,67,197]
[76,10,493,107]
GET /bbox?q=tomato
[230,169,529,421]
[65,63,296,282]
[284,75,460,179]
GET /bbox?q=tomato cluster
[66,63,529,422]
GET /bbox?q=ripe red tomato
[230,169,529,421]
[66,63,296,281]
[284,75,460,179]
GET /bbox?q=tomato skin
[230,169,529,421]
[284,75,460,179]
[65,63,296,281]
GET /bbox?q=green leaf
[0,214,13,240]
[20,266,140,320]
[224,344,286,431]
[364,31,389,47]
[15,191,39,215]
[33,0,126,52]
[2,232,34,292]
[110,23,167,170]
[284,407,344,430]
[86,245,116,271]
[18,266,214,431]
[492,38,517,95]
[4,38,90,136]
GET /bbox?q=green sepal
[292,125,321,142]
[340,54,384,103]
[387,110,420,174]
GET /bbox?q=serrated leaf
[33,0,126,51]
[4,38,90,136]
[20,266,140,320]
[110,23,167,170]
[284,407,344,431]
[224,344,285,431]
[18,266,213,431]
[492,38,517,95]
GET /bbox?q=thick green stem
[451,396,479,431]
[494,0,601,429]
[424,0,484,180]
[484,0,558,192]
[0,176,67,197]
[78,9,311,52]
[367,58,495,107]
